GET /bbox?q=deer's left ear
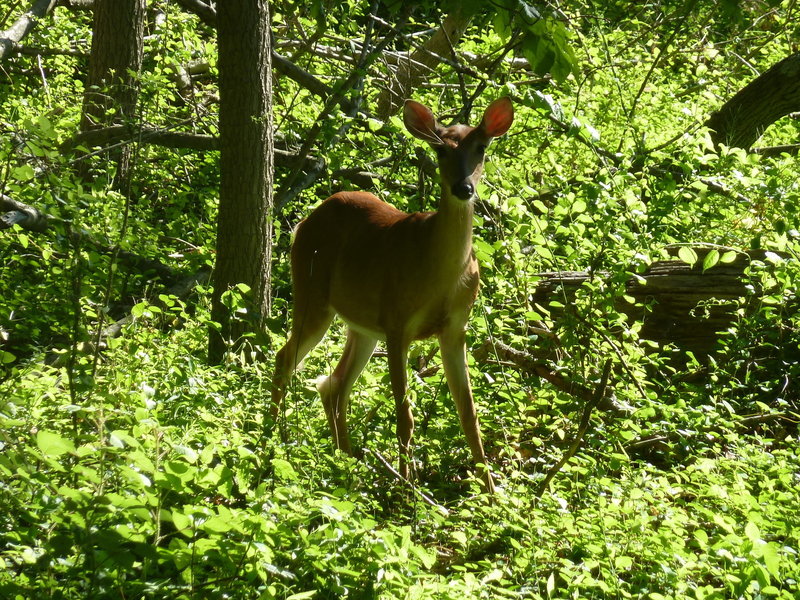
[480,97,514,138]
[403,100,443,145]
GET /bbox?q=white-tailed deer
[271,97,514,494]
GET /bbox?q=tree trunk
[209,0,274,364]
[706,52,800,150]
[79,0,145,190]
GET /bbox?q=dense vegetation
[1,1,799,598]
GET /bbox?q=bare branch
[173,0,216,28]
[55,0,93,9]
[0,0,58,61]
[473,339,625,413]
[62,123,323,174]
[1,193,52,232]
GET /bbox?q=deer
[271,97,514,494]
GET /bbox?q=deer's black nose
[451,180,474,200]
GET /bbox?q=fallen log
[531,246,784,354]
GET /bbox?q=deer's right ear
[403,100,442,144]
[480,97,514,138]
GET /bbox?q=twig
[364,447,450,516]
[535,359,612,497]
[751,143,800,158]
[172,0,352,111]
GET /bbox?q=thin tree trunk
[209,0,274,363]
[79,0,145,190]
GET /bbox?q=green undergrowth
[1,309,799,599]
[2,1,800,597]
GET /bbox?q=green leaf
[615,555,633,569]
[410,544,436,569]
[744,520,761,542]
[677,246,698,267]
[12,164,35,181]
[761,542,781,578]
[201,515,234,534]
[131,301,148,318]
[37,431,76,457]
[286,592,317,600]
[702,249,720,272]
[272,458,298,481]
[171,510,193,535]
[546,570,555,596]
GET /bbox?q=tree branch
[170,0,348,110]
[706,51,800,149]
[275,8,408,209]
[1,193,53,232]
[173,0,216,28]
[62,123,323,173]
[535,359,612,497]
[0,0,58,61]
[376,7,479,118]
[55,0,94,9]
[474,339,625,413]
[1,193,175,280]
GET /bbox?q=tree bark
[209,0,274,363]
[706,52,800,150]
[79,0,145,190]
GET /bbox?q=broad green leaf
[13,164,35,181]
[286,592,317,600]
[201,515,234,534]
[273,458,298,481]
[677,246,698,267]
[173,445,198,463]
[37,431,75,457]
[702,249,720,271]
[410,544,436,569]
[615,555,633,569]
[745,520,760,542]
[761,542,781,578]
[172,510,193,535]
[546,571,555,596]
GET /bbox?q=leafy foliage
[1,0,799,598]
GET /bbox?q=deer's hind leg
[318,328,377,455]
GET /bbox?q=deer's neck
[431,192,475,273]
